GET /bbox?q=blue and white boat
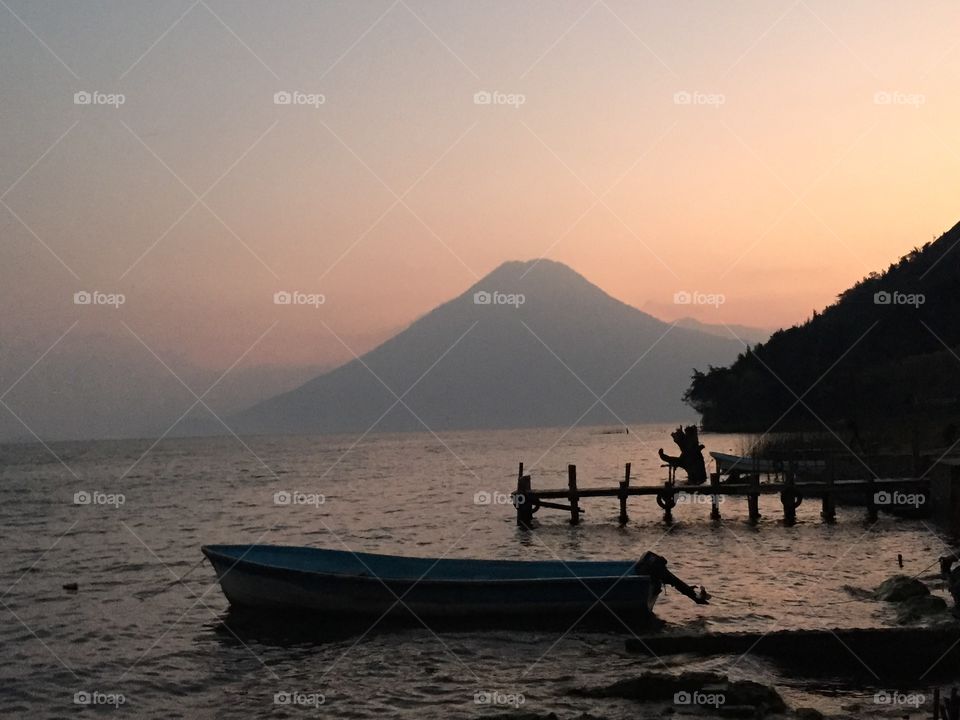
[202,545,707,622]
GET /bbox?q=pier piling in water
[656,487,675,524]
[747,473,761,522]
[619,463,631,525]
[515,462,534,529]
[709,471,722,521]
[567,464,580,525]
[781,466,801,525]
[822,459,837,522]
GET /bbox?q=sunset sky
[3,0,959,375]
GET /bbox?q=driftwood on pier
[658,425,707,485]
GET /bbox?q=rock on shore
[571,671,787,715]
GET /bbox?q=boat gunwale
[201,544,649,586]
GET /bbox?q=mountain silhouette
[686,221,960,433]
[234,260,742,435]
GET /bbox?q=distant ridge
[233,260,743,435]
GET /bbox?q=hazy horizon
[0,257,755,442]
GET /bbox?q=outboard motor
[635,551,710,605]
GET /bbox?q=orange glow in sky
[3,0,959,370]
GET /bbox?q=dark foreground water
[0,424,954,718]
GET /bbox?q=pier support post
[748,474,761,523]
[568,464,580,525]
[656,488,675,525]
[782,464,797,525]
[822,457,836,523]
[866,475,878,523]
[619,463,631,525]
[515,463,533,529]
[710,471,721,521]
[821,491,836,523]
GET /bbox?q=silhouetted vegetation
[685,222,960,441]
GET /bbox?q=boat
[710,451,826,476]
[202,545,707,623]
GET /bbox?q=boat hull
[202,545,660,623]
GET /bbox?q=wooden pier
[512,460,930,528]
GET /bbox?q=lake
[0,424,953,718]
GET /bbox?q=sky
[2,0,960,438]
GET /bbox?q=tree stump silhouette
[658,425,707,485]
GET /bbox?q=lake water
[0,424,954,718]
